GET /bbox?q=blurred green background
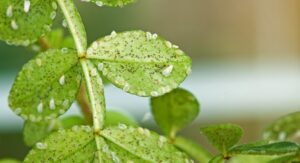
[1,0,300,160]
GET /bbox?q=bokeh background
[1,0,300,159]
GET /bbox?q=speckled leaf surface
[9,49,82,121]
[24,126,96,162]
[229,141,299,156]
[87,30,191,97]
[90,0,136,7]
[263,111,300,142]
[151,88,199,138]
[201,124,243,153]
[23,116,86,146]
[101,126,192,162]
[0,0,57,46]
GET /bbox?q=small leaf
[23,116,86,146]
[174,136,212,163]
[31,28,75,52]
[9,49,82,121]
[151,88,199,138]
[90,0,136,7]
[101,126,191,162]
[263,111,300,142]
[201,123,243,154]
[105,110,138,127]
[23,120,59,147]
[24,126,96,162]
[87,30,191,97]
[0,0,57,46]
[229,141,299,156]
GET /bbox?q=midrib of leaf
[56,0,87,56]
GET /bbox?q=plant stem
[56,0,87,57]
[57,1,105,160]
[77,84,93,124]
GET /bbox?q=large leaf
[201,124,243,154]
[263,111,300,142]
[89,0,136,7]
[23,116,86,146]
[229,141,299,156]
[87,30,191,97]
[24,126,191,162]
[0,0,57,46]
[9,49,82,121]
[101,126,191,162]
[151,88,199,138]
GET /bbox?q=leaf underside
[9,49,82,121]
[201,123,243,153]
[24,126,191,162]
[0,0,57,46]
[87,30,191,97]
[151,88,199,138]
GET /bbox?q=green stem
[57,0,105,159]
[174,136,213,163]
[56,0,87,57]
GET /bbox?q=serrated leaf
[229,141,299,156]
[263,111,300,142]
[9,49,82,121]
[90,0,136,7]
[151,88,199,138]
[25,126,191,162]
[101,126,191,162]
[201,123,243,154]
[0,0,57,46]
[174,136,212,163]
[105,110,138,127]
[87,30,191,97]
[23,116,86,146]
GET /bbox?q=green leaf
[229,141,299,156]
[31,28,75,52]
[9,49,82,121]
[201,123,243,154]
[151,88,199,138]
[0,159,20,163]
[0,0,57,46]
[174,136,212,163]
[87,30,191,97]
[228,155,277,163]
[268,154,299,163]
[23,120,59,147]
[24,126,191,162]
[101,125,191,162]
[23,116,86,146]
[105,110,138,127]
[263,111,300,142]
[209,155,224,163]
[24,126,96,162]
[90,0,136,7]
